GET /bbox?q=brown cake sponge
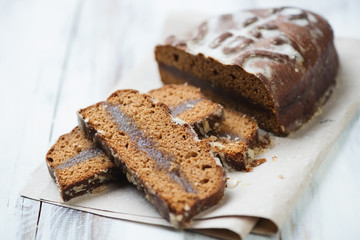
[210,108,259,171]
[214,108,258,147]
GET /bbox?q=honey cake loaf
[155,7,339,136]
[46,127,121,201]
[148,84,224,136]
[78,89,226,228]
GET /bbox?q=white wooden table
[1,0,359,239]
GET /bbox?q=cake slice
[78,89,226,228]
[210,108,259,171]
[150,84,260,171]
[155,7,338,136]
[46,127,121,201]
[148,84,224,136]
[214,108,258,148]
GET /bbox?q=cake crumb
[279,175,284,179]
[272,155,277,161]
[226,177,241,189]
[91,185,107,194]
[250,158,266,167]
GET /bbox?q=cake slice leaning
[46,127,122,201]
[150,84,262,171]
[78,89,226,228]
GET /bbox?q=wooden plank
[0,0,80,238]
[14,198,41,240]
[36,202,216,240]
[36,203,112,239]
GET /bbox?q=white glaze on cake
[169,7,325,80]
[160,7,338,136]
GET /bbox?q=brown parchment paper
[21,13,360,240]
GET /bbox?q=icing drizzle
[173,7,325,79]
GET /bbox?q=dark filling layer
[158,62,272,112]
[215,152,246,171]
[62,167,121,201]
[104,103,196,193]
[169,98,204,117]
[158,62,281,133]
[55,147,102,170]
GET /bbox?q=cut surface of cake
[46,127,121,201]
[78,89,226,228]
[155,7,339,136]
[214,108,258,147]
[149,84,224,136]
[210,108,259,171]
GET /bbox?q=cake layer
[78,89,225,228]
[46,127,121,201]
[155,7,339,136]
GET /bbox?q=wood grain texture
[1,0,360,239]
[15,198,41,240]
[0,0,79,238]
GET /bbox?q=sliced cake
[46,85,224,201]
[46,127,121,201]
[155,7,339,136]
[78,89,226,228]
